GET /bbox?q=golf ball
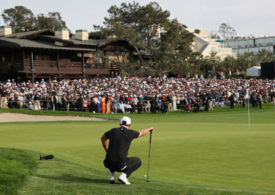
[144,174,147,178]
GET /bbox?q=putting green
[0,106,275,194]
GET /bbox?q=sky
[0,0,274,37]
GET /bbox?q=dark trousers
[104,157,142,177]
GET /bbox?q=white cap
[120,116,131,126]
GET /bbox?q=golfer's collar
[120,125,129,129]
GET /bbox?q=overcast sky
[0,0,274,37]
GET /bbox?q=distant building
[222,36,275,55]
[0,26,135,80]
[188,29,233,60]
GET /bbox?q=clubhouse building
[0,26,135,81]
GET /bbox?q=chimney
[74,29,89,41]
[0,26,12,36]
[55,28,69,40]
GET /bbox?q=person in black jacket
[229,94,234,109]
[101,116,154,184]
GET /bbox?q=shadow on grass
[35,173,110,184]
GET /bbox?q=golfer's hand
[139,127,154,137]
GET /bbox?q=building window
[249,48,258,54]
[256,38,268,47]
[247,40,254,47]
[239,48,249,55]
[238,40,247,48]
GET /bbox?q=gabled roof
[0,37,95,52]
[97,39,136,50]
[4,29,54,39]
[0,29,135,52]
[70,38,99,46]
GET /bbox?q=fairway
[0,106,275,194]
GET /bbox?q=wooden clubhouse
[0,26,135,81]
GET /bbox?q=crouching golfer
[101,116,154,185]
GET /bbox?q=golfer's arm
[139,127,154,137]
[101,135,108,152]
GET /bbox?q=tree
[218,23,237,40]
[257,49,274,63]
[234,50,275,74]
[221,56,237,77]
[35,12,66,30]
[90,28,107,39]
[2,6,36,33]
[98,1,196,76]
[183,52,204,76]
[236,52,258,71]
[2,6,67,32]
[209,31,220,39]
[206,51,221,75]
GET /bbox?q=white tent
[247,66,261,77]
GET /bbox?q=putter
[146,130,153,182]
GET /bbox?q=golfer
[101,116,154,185]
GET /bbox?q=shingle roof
[0,29,135,52]
[38,35,101,47]
[4,29,54,39]
[0,37,95,52]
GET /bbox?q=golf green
[0,106,275,194]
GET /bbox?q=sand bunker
[0,113,107,123]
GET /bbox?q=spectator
[0,77,274,113]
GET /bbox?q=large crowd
[0,77,275,113]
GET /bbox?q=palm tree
[206,51,221,76]
[257,49,274,64]
[221,56,237,77]
[236,52,257,71]
[200,58,212,78]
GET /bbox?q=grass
[0,148,37,195]
[1,103,274,119]
[0,104,275,194]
